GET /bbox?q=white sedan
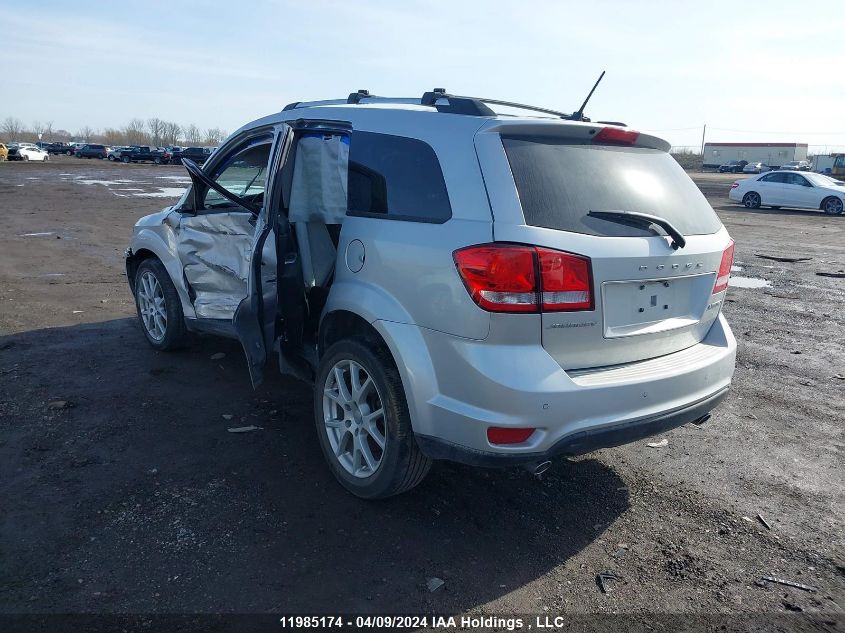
[16,144,50,161]
[729,171,845,214]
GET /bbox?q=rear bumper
[381,313,736,466]
[416,386,728,466]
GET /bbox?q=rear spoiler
[476,119,671,152]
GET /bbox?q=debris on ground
[833,374,845,381]
[756,514,772,530]
[647,438,668,448]
[744,413,758,420]
[755,254,812,263]
[611,544,629,558]
[47,400,70,410]
[226,425,262,433]
[222,414,233,420]
[758,576,818,593]
[426,577,445,593]
[596,572,619,594]
[815,271,845,278]
[210,352,226,360]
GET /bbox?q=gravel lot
[0,158,843,627]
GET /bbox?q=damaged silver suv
[125,88,737,498]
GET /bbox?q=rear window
[348,131,451,223]
[502,136,722,237]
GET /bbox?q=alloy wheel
[823,197,843,215]
[743,192,760,209]
[137,271,167,341]
[322,360,387,478]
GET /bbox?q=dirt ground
[0,158,843,629]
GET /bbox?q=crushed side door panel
[174,212,256,320]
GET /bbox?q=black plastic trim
[414,387,730,467]
[345,210,450,225]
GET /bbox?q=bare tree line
[1,116,227,147]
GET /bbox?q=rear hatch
[475,121,732,370]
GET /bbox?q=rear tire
[65,150,72,156]
[314,339,432,499]
[742,192,761,209]
[133,258,187,351]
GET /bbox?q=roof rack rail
[420,89,496,116]
[347,89,374,104]
[282,87,606,122]
[418,89,593,120]
[472,97,571,119]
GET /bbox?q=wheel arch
[126,229,196,318]
[819,195,844,212]
[318,309,437,436]
[125,248,160,295]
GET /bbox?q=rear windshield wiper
[587,210,687,250]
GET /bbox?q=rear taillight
[536,247,593,311]
[453,244,593,313]
[730,182,739,189]
[487,427,536,445]
[593,127,640,145]
[712,240,735,295]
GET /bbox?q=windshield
[807,173,844,187]
[501,136,722,237]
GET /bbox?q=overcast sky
[3,1,843,150]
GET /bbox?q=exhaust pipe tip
[523,460,553,477]
[691,413,711,426]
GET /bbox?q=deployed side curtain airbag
[288,133,349,224]
[175,213,256,320]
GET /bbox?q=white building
[703,142,808,169]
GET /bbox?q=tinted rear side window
[502,136,722,237]
[348,131,451,223]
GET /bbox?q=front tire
[742,192,761,209]
[133,258,187,351]
[822,196,844,215]
[315,339,432,499]
[121,156,130,163]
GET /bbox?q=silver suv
[125,89,737,498]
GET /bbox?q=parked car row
[93,144,212,164]
[1,141,214,165]
[730,170,845,214]
[2,142,50,161]
[718,159,812,174]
